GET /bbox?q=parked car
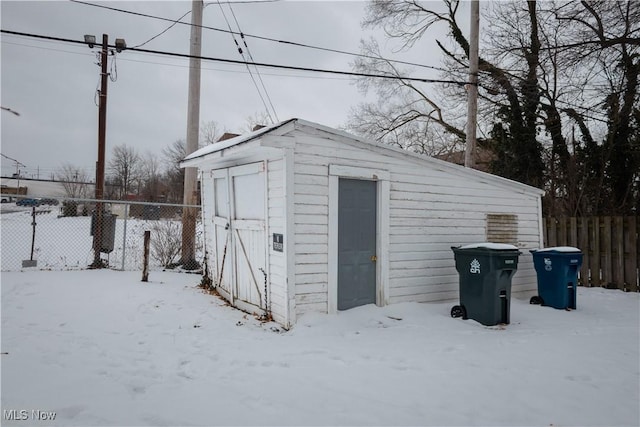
[39,198,59,206]
[16,198,41,207]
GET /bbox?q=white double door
[211,162,266,314]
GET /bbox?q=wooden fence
[543,216,639,292]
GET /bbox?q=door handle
[371,255,377,262]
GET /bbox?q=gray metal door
[338,178,377,310]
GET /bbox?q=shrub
[150,220,182,267]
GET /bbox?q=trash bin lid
[457,242,519,250]
[532,246,581,253]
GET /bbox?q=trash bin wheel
[530,295,544,305]
[451,305,467,319]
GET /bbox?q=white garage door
[211,162,267,314]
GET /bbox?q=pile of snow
[2,269,638,426]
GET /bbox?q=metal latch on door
[371,255,377,262]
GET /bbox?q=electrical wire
[227,1,279,122]
[217,0,273,123]
[0,29,469,85]
[0,38,345,80]
[109,53,118,82]
[68,0,449,73]
[131,9,192,48]
[217,2,268,122]
[2,31,614,128]
[217,0,277,123]
[94,78,100,106]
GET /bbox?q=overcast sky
[1,0,458,180]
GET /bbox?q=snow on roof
[182,118,296,162]
[181,117,544,196]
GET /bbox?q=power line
[228,2,279,122]
[217,0,278,123]
[1,38,352,80]
[68,0,449,73]
[131,9,192,49]
[2,31,613,128]
[0,29,469,85]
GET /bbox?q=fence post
[625,217,638,292]
[603,216,613,286]
[142,230,150,282]
[592,217,601,286]
[614,217,624,288]
[559,216,567,246]
[579,217,589,286]
[569,217,578,248]
[121,203,129,271]
[547,217,557,247]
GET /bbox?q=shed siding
[291,126,540,314]
[291,157,330,315]
[266,158,287,325]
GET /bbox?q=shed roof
[181,118,544,196]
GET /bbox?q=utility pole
[464,0,480,168]
[91,33,109,268]
[181,0,203,270]
[84,33,126,268]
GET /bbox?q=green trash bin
[451,243,521,326]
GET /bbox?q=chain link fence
[1,195,203,272]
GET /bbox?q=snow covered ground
[2,269,638,426]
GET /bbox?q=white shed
[182,118,545,328]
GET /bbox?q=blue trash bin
[530,247,583,309]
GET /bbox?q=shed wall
[290,125,540,315]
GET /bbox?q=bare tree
[349,0,639,215]
[108,144,142,199]
[58,163,90,199]
[552,0,640,215]
[200,120,224,146]
[348,34,466,156]
[243,111,273,133]
[140,152,162,201]
[351,0,546,187]
[162,139,186,203]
